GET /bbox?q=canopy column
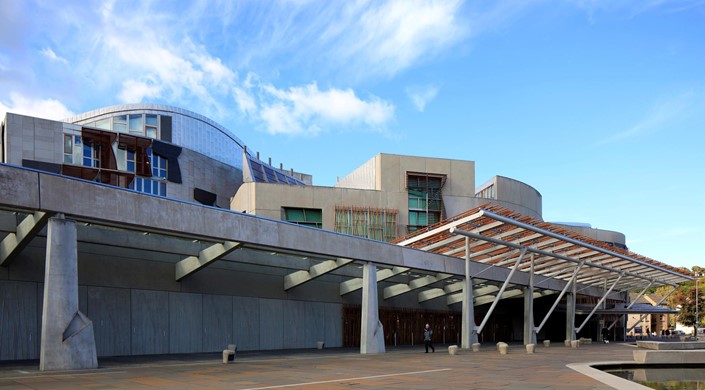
[360,262,385,354]
[566,282,576,341]
[524,254,536,345]
[461,237,478,349]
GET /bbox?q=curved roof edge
[63,103,247,151]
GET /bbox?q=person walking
[424,323,435,353]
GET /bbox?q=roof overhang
[394,204,692,293]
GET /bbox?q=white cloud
[118,79,162,103]
[233,87,256,114]
[601,92,694,144]
[320,0,468,78]
[0,93,74,121]
[257,82,395,136]
[406,84,440,112]
[40,47,68,65]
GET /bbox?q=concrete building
[0,105,692,369]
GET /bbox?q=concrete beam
[340,266,409,295]
[175,241,242,281]
[418,281,463,302]
[285,257,353,290]
[383,273,453,299]
[447,287,525,306]
[0,211,53,266]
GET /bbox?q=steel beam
[476,247,527,334]
[607,280,654,331]
[626,287,677,333]
[535,261,586,334]
[480,209,690,281]
[575,273,624,333]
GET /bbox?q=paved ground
[0,342,638,389]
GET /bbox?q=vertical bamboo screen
[334,206,398,242]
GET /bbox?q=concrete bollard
[472,343,481,352]
[497,342,509,355]
[526,344,535,354]
[448,345,458,355]
[222,344,237,363]
[571,340,580,349]
[543,340,550,348]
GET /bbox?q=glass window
[130,177,166,197]
[95,118,111,130]
[148,148,167,178]
[129,114,143,134]
[145,114,158,138]
[63,135,73,163]
[145,114,158,126]
[72,136,82,164]
[407,173,445,232]
[283,207,322,228]
[263,166,277,182]
[127,151,135,172]
[82,143,100,168]
[113,115,128,133]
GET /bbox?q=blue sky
[1,0,703,270]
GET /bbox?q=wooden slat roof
[394,203,692,290]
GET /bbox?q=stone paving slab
[0,343,638,389]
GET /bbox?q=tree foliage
[648,266,704,328]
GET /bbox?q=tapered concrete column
[360,262,385,354]
[462,237,478,349]
[523,255,536,345]
[40,215,97,371]
[565,282,576,341]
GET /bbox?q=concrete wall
[234,154,477,239]
[2,113,65,167]
[336,155,378,190]
[476,176,543,219]
[556,225,627,247]
[0,278,344,360]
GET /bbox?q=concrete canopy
[0,164,625,305]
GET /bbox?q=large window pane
[129,114,143,134]
[95,118,111,130]
[114,115,128,132]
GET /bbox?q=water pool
[602,365,705,389]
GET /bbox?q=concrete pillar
[40,216,97,371]
[461,277,478,348]
[523,255,536,345]
[565,282,576,341]
[360,262,384,354]
[523,287,536,345]
[462,238,478,349]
